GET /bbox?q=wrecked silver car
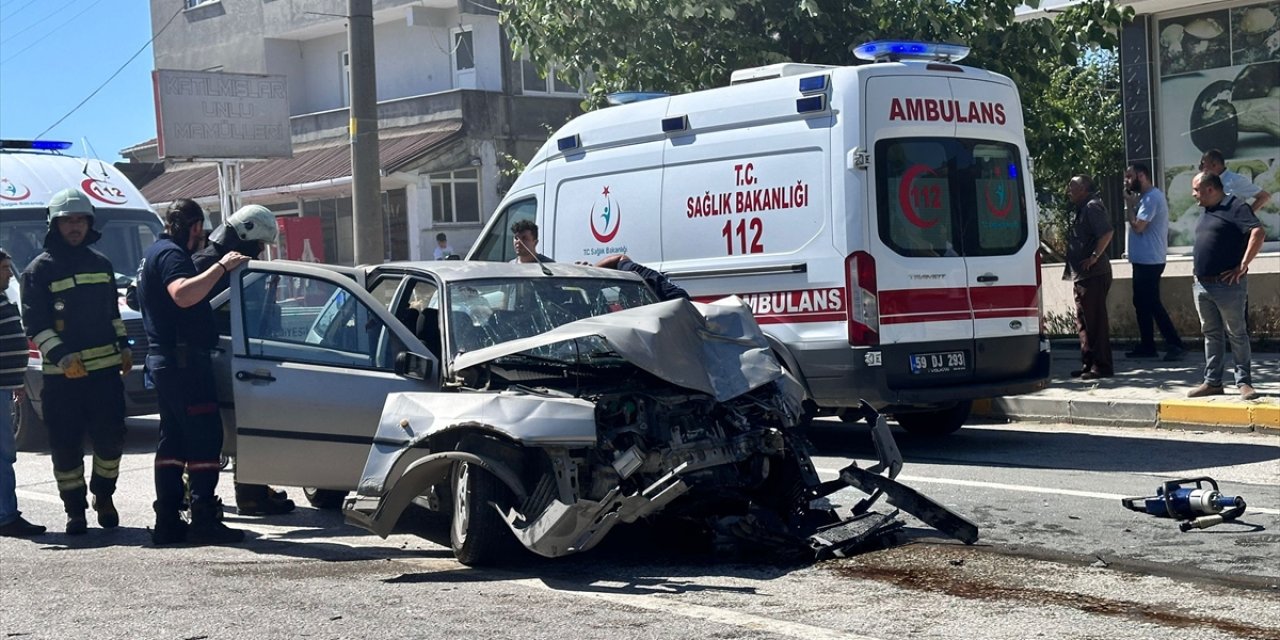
[222,261,976,565]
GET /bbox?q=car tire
[13,392,48,452]
[893,401,971,436]
[303,487,347,510]
[450,460,516,566]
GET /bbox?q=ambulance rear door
[948,76,1040,385]
[863,73,975,389]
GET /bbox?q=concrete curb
[973,397,1279,434]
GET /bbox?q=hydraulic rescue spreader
[1122,477,1247,532]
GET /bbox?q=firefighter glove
[58,353,88,379]
[120,348,133,375]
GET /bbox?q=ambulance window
[969,144,1027,256]
[877,140,958,258]
[471,198,537,262]
[875,138,1026,258]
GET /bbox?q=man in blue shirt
[1123,163,1184,361]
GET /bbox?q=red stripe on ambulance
[879,285,1039,324]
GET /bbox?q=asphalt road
[3,417,1278,640]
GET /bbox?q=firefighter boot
[151,502,188,546]
[60,489,89,536]
[188,498,245,545]
[236,482,296,516]
[92,495,119,529]
[65,511,88,536]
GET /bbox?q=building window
[340,51,351,107]
[185,0,217,9]
[431,169,480,224]
[453,29,475,71]
[521,58,580,95]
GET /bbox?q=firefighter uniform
[19,189,129,535]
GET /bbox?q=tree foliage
[500,0,1133,248]
[1025,51,1125,253]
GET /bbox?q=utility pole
[348,0,384,264]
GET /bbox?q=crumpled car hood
[451,296,781,402]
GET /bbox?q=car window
[369,275,404,310]
[238,270,399,370]
[444,276,657,355]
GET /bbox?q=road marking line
[507,574,884,640]
[814,469,1280,515]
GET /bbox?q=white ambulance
[469,41,1050,434]
[0,139,163,449]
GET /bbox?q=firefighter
[19,188,130,535]
[137,199,249,545]
[192,204,295,516]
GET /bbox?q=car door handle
[976,274,999,283]
[235,370,276,383]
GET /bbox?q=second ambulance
[469,41,1051,434]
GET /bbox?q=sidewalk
[973,342,1280,434]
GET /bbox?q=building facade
[128,0,583,263]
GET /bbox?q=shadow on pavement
[804,420,1280,475]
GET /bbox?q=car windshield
[444,276,658,358]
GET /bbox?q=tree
[500,0,1133,252]
[1024,50,1125,256]
[501,0,1130,108]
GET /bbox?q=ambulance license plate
[909,351,966,374]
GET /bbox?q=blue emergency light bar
[557,134,581,152]
[0,139,74,151]
[852,41,970,63]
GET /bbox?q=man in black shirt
[1187,172,1265,401]
[1064,176,1114,380]
[138,199,250,544]
[19,189,130,535]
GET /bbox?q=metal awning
[140,122,462,205]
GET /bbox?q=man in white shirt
[1200,149,1272,213]
[432,232,454,260]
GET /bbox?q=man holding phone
[1123,163,1184,361]
[1188,172,1264,400]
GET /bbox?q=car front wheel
[450,460,516,566]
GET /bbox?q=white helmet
[225,204,278,243]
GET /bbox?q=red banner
[278,217,325,263]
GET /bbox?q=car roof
[370,260,646,283]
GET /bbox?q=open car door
[229,260,436,492]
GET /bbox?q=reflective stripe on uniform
[187,461,222,473]
[49,272,113,293]
[54,465,86,492]
[92,455,121,479]
[34,329,63,359]
[112,317,126,338]
[49,277,76,293]
[41,342,123,374]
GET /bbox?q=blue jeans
[0,389,20,526]
[1193,278,1252,387]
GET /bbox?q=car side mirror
[395,351,434,380]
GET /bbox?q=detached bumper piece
[808,511,905,559]
[804,415,980,556]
